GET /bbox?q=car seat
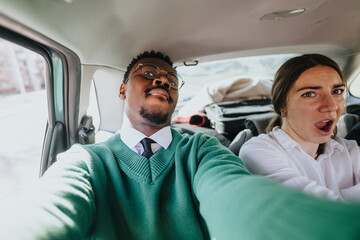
[337,113,360,138]
[228,112,276,155]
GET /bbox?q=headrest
[337,113,360,138]
[244,112,277,135]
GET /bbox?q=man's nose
[152,76,171,89]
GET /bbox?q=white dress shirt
[119,124,172,156]
[240,127,360,201]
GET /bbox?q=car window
[349,71,360,98]
[0,38,47,197]
[176,54,298,103]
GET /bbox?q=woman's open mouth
[314,119,334,135]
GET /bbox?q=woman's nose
[319,93,338,112]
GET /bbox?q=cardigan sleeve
[0,145,96,239]
[193,135,360,240]
[240,137,341,200]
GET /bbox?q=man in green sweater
[1,50,360,239]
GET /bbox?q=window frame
[0,18,81,176]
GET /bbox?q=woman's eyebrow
[296,86,320,92]
[296,83,345,92]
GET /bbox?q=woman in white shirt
[240,54,360,201]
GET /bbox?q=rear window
[176,54,298,103]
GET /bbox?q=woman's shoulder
[329,137,360,169]
[241,131,282,153]
[244,127,286,146]
[332,136,357,146]
[239,130,290,171]
[332,136,359,152]
[245,132,273,144]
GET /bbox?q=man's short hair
[123,50,173,83]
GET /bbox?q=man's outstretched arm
[194,136,360,240]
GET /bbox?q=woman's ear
[119,83,126,100]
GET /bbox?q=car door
[0,17,80,196]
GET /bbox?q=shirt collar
[271,127,299,150]
[119,125,172,150]
[323,137,344,156]
[149,126,172,149]
[271,126,344,157]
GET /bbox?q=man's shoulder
[82,132,126,155]
[55,134,125,170]
[59,133,123,160]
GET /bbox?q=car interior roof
[0,0,360,69]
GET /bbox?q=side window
[0,38,47,197]
[349,71,360,98]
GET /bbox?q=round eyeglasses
[131,63,185,90]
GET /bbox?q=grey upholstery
[228,129,253,155]
[228,112,276,155]
[337,113,360,138]
[244,112,277,135]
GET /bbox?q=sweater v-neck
[105,129,181,183]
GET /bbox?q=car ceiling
[0,0,360,70]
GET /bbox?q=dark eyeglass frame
[131,63,185,90]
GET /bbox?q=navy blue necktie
[140,138,155,159]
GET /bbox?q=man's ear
[119,83,126,100]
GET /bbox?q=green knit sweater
[1,129,360,239]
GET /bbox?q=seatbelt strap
[78,115,95,144]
